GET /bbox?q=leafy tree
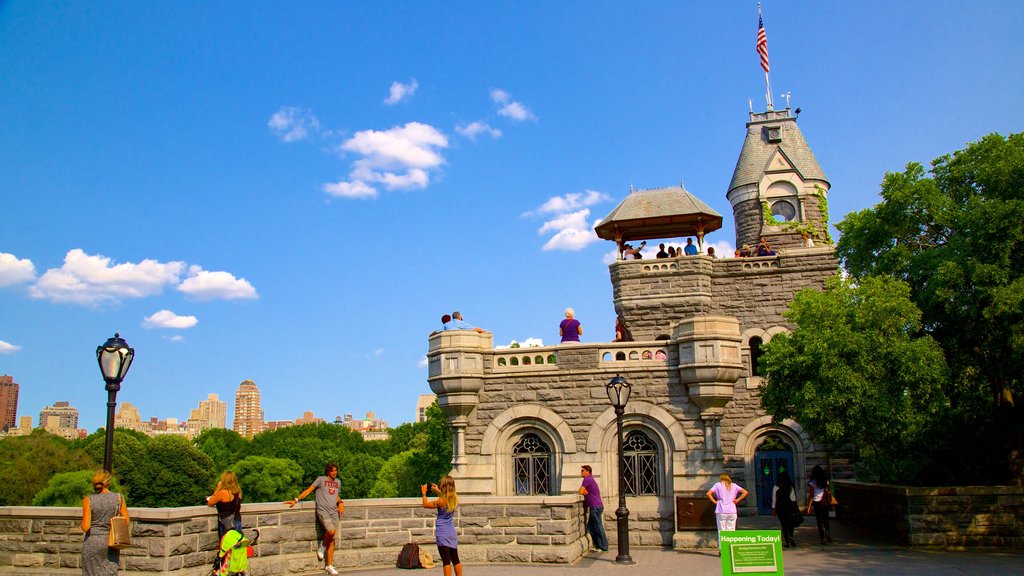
[32,470,124,507]
[407,403,452,485]
[122,435,215,507]
[368,450,417,498]
[836,132,1024,483]
[0,429,96,505]
[232,456,304,503]
[193,428,250,471]
[760,275,949,483]
[81,429,148,496]
[249,423,366,487]
[334,451,385,499]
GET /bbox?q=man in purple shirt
[578,465,608,552]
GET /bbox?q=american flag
[757,15,770,73]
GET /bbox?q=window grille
[622,430,659,495]
[512,433,551,495]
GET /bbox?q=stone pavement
[300,517,1024,576]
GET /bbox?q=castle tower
[727,108,831,251]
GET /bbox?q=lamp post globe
[97,333,134,473]
[605,374,634,565]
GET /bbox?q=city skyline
[1,2,1023,431]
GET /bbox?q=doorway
[753,434,794,515]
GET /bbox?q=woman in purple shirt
[707,473,749,551]
[559,308,582,343]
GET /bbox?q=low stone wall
[0,495,588,575]
[833,480,1024,548]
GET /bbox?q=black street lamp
[97,333,134,472]
[606,374,635,565]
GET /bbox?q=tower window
[770,200,797,222]
[623,430,660,495]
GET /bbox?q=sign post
[719,530,784,575]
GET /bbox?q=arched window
[513,433,551,495]
[622,430,659,496]
[749,336,766,377]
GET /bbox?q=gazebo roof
[594,185,723,243]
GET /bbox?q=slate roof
[728,113,828,191]
[594,185,723,242]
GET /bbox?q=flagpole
[765,71,773,110]
[759,2,773,110]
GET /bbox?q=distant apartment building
[416,393,436,423]
[233,380,264,439]
[294,411,324,426]
[187,393,227,438]
[338,411,389,440]
[0,375,18,432]
[0,415,32,438]
[115,401,145,432]
[149,417,187,436]
[39,401,78,430]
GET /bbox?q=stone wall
[0,496,587,575]
[833,480,1024,548]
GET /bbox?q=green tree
[249,423,366,487]
[407,403,452,485]
[760,275,949,483]
[81,429,148,496]
[32,470,124,507]
[232,456,304,503]
[193,428,250,471]
[368,450,417,498]
[836,132,1024,483]
[0,430,96,505]
[121,435,215,507]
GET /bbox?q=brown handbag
[107,494,132,550]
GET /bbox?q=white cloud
[374,348,384,356]
[525,190,611,217]
[455,121,502,141]
[166,335,185,342]
[0,340,21,354]
[0,253,36,286]
[537,208,602,252]
[490,88,535,121]
[268,107,321,142]
[322,180,378,199]
[143,309,198,329]
[178,266,258,300]
[326,122,449,199]
[418,356,428,368]
[497,337,545,349]
[383,78,418,105]
[29,249,185,305]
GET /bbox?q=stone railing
[493,348,559,371]
[598,342,670,363]
[833,480,1024,548]
[0,495,588,575]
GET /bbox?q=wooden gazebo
[594,185,723,254]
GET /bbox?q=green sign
[719,530,784,575]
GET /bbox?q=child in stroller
[212,528,259,576]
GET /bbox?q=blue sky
[1,1,1022,432]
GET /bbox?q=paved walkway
[315,518,1023,576]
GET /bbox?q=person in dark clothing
[772,471,798,547]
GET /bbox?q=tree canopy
[760,275,949,482]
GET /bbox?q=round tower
[727,107,831,251]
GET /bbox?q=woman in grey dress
[80,470,129,575]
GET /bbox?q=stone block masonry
[0,496,588,574]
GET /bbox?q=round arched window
[771,200,797,222]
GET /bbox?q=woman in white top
[806,465,833,544]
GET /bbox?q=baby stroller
[212,528,259,576]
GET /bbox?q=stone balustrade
[0,495,588,575]
[833,480,1024,548]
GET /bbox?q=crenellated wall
[0,496,588,575]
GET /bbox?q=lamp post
[97,333,134,472]
[606,374,634,565]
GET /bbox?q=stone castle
[428,106,841,548]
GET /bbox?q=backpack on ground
[396,543,422,569]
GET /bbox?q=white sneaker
[316,543,325,561]
[325,566,339,576]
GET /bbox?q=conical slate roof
[728,112,828,191]
[594,185,723,243]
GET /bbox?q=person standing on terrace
[286,462,345,576]
[559,308,582,343]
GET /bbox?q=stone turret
[728,108,831,251]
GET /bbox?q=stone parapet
[0,496,588,574]
[833,481,1024,549]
